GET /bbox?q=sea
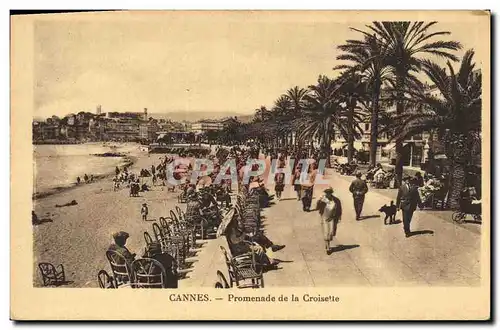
[33,143,144,195]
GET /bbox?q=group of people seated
[107,231,178,288]
[220,189,285,271]
[417,173,446,204]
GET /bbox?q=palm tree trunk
[347,99,355,163]
[447,135,468,209]
[369,80,381,167]
[447,161,466,209]
[394,71,405,188]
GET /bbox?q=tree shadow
[185,250,199,258]
[409,230,434,237]
[278,198,298,201]
[192,242,207,249]
[273,259,294,263]
[329,244,360,254]
[33,218,54,225]
[46,280,74,287]
[359,214,380,221]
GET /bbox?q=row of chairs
[145,206,193,272]
[98,206,188,289]
[235,187,262,235]
[100,251,169,289]
[218,187,265,289]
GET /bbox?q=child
[141,203,149,221]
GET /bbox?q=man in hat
[316,187,342,254]
[396,175,422,237]
[349,172,369,220]
[107,231,136,264]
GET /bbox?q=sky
[33,11,485,119]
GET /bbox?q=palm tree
[285,86,309,146]
[295,75,344,166]
[254,106,271,122]
[387,50,481,208]
[336,34,392,167]
[355,21,462,187]
[272,95,293,148]
[337,72,369,164]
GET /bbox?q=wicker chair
[130,258,167,288]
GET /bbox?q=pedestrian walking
[274,172,285,201]
[141,203,149,221]
[301,163,317,212]
[396,176,422,237]
[316,187,342,254]
[349,172,369,220]
[292,163,303,201]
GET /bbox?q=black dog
[379,201,397,225]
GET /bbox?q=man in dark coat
[107,231,136,264]
[349,172,369,220]
[396,176,422,237]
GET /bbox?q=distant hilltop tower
[96,105,102,115]
[143,108,148,121]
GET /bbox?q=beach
[32,145,270,287]
[33,143,141,199]
[32,150,179,287]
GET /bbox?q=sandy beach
[33,151,184,287]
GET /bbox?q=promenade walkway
[183,169,482,288]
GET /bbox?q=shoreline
[32,155,137,201]
[32,151,169,287]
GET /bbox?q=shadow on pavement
[387,220,402,225]
[409,230,434,237]
[278,198,299,201]
[463,220,482,225]
[329,244,360,253]
[34,218,54,225]
[359,214,380,220]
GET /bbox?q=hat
[112,231,129,240]
[142,203,147,206]
[324,187,334,194]
[403,175,411,181]
[355,171,362,178]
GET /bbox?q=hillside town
[31,105,240,144]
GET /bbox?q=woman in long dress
[316,187,342,254]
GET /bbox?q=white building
[191,119,225,134]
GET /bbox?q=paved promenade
[183,169,481,288]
